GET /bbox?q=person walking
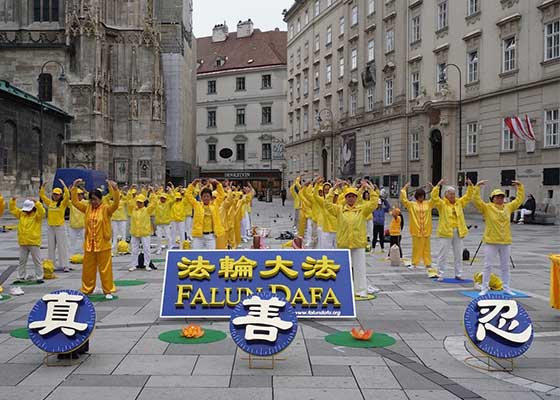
[372,198,390,252]
[40,180,71,272]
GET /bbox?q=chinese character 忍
[476,299,532,344]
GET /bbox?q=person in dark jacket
[513,194,536,224]
[281,189,287,206]
[372,198,390,251]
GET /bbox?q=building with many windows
[284,0,560,212]
[196,21,287,193]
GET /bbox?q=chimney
[212,22,228,43]
[237,19,254,39]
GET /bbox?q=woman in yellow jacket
[151,191,173,254]
[312,179,336,249]
[9,197,46,282]
[71,180,120,299]
[185,179,225,249]
[110,188,128,254]
[290,177,305,236]
[400,182,434,270]
[69,188,88,255]
[40,180,70,272]
[324,180,380,298]
[127,191,157,271]
[472,179,524,296]
[431,179,474,280]
[170,191,188,249]
[0,193,4,216]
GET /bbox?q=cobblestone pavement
[0,198,559,400]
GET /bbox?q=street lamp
[37,60,66,186]
[316,108,334,180]
[439,62,463,195]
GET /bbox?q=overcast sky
[193,0,293,38]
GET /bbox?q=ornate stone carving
[501,0,519,10]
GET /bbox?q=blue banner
[160,249,356,318]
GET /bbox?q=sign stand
[464,348,514,372]
[241,352,287,369]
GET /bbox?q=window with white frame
[303,72,309,95]
[289,114,293,137]
[297,47,301,65]
[338,90,344,113]
[296,110,301,136]
[289,80,293,101]
[367,0,375,15]
[350,91,357,115]
[314,0,320,16]
[304,9,309,25]
[207,109,216,128]
[411,71,420,98]
[327,0,332,7]
[467,50,479,83]
[208,143,216,162]
[313,106,320,128]
[545,20,560,61]
[386,29,394,53]
[304,41,309,59]
[303,107,309,132]
[364,140,371,164]
[262,106,272,124]
[383,137,391,161]
[314,68,320,89]
[351,48,358,70]
[289,24,294,39]
[314,34,320,52]
[366,86,374,111]
[297,18,301,33]
[411,15,421,43]
[437,0,448,31]
[326,25,332,45]
[339,56,345,77]
[467,0,479,16]
[262,143,272,160]
[410,131,419,160]
[503,37,516,73]
[466,122,478,155]
[436,62,447,91]
[296,76,301,97]
[236,107,246,126]
[339,16,345,35]
[367,39,375,62]
[326,63,332,84]
[545,109,560,147]
[351,5,358,26]
[385,79,394,106]
[502,119,515,151]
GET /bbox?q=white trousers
[192,234,216,250]
[155,224,172,252]
[436,229,463,278]
[350,248,367,295]
[184,216,193,239]
[47,225,69,269]
[18,245,43,280]
[171,221,185,248]
[317,226,324,248]
[513,209,533,221]
[69,227,84,255]
[483,244,511,291]
[241,212,250,239]
[304,218,313,248]
[129,236,151,267]
[112,220,127,251]
[320,231,336,249]
[366,220,373,240]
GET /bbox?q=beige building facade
[284,0,560,212]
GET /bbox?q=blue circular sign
[464,294,533,359]
[28,289,96,354]
[230,291,298,357]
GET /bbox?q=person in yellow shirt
[388,207,403,258]
[170,192,187,249]
[40,180,70,272]
[9,197,46,282]
[400,183,434,270]
[472,179,524,296]
[431,178,474,281]
[152,191,173,254]
[313,178,336,249]
[0,193,4,216]
[324,179,380,298]
[127,191,157,271]
[185,178,225,249]
[71,179,120,299]
[69,188,88,255]
[110,188,128,254]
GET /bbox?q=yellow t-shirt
[202,205,213,233]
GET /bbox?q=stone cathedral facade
[0,0,167,185]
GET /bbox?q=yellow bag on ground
[117,240,130,254]
[182,240,191,250]
[281,240,293,248]
[473,272,503,291]
[550,255,560,309]
[70,254,84,264]
[43,259,57,280]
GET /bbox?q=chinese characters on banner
[464,294,533,359]
[160,250,356,318]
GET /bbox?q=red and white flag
[524,115,536,141]
[505,116,535,141]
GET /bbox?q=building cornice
[197,64,287,78]
[537,0,560,11]
[496,13,521,27]
[462,29,482,41]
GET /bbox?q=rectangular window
[304,41,310,59]
[386,29,394,53]
[236,143,245,161]
[262,74,272,89]
[385,79,393,106]
[34,0,41,21]
[326,63,332,84]
[339,56,345,77]
[339,16,345,35]
[303,107,309,132]
[297,18,301,33]
[351,6,358,26]
[545,21,560,61]
[207,80,216,94]
[366,86,374,111]
[338,90,344,113]
[296,76,301,98]
[34,0,58,22]
[314,68,320,89]
[262,106,272,124]
[545,109,560,147]
[297,47,301,65]
[436,62,447,91]
[467,50,479,83]
[262,143,272,160]
[207,110,216,128]
[314,34,320,52]
[367,0,375,15]
[326,25,332,45]
[383,137,391,161]
[437,0,448,31]
[289,25,294,39]
[468,0,479,16]
[314,0,320,16]
[351,48,358,70]
[236,77,246,91]
[502,119,515,151]
[289,80,294,101]
[467,122,478,155]
[411,15,421,43]
[327,0,332,7]
[411,71,420,98]
[303,72,309,95]
[208,144,216,162]
[305,9,309,25]
[364,140,371,164]
[503,37,516,73]
[350,92,357,116]
[367,39,375,62]
[410,131,419,160]
[236,108,246,126]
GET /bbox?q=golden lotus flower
[181,324,205,338]
[350,328,373,341]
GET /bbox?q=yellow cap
[175,193,183,199]
[77,189,84,194]
[159,193,168,199]
[136,194,147,202]
[490,189,506,199]
[344,188,359,197]
[130,188,137,194]
[52,188,63,195]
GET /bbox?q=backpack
[137,253,145,269]
[389,245,401,266]
[462,248,470,261]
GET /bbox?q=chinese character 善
[232,296,294,342]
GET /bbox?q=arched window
[1,121,17,175]
[33,0,59,22]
